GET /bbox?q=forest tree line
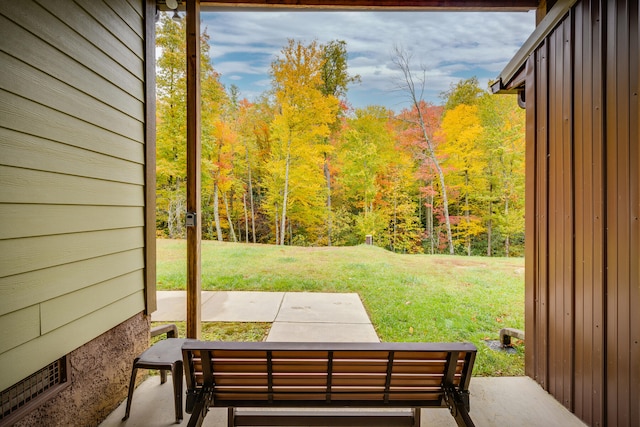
[156,15,526,256]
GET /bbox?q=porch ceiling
[163,0,540,11]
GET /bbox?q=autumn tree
[478,93,525,256]
[267,39,339,245]
[319,40,360,246]
[396,103,443,253]
[338,107,395,242]
[234,99,267,243]
[439,104,485,255]
[156,15,188,238]
[156,15,229,240]
[392,46,454,254]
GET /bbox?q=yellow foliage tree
[266,39,339,245]
[440,104,486,255]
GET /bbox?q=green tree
[156,15,187,238]
[319,40,360,246]
[478,93,525,256]
[441,76,483,111]
[338,107,395,223]
[156,15,228,240]
[337,106,420,250]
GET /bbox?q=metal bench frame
[182,341,477,427]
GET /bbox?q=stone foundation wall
[14,313,149,427]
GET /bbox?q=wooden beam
[186,0,201,339]
[199,0,539,11]
[535,0,557,24]
[144,0,157,315]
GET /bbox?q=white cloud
[201,10,535,109]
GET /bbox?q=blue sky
[200,10,536,112]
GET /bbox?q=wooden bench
[182,341,477,427]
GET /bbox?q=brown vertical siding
[524,53,537,381]
[535,39,550,390]
[628,2,640,425]
[572,0,606,424]
[546,15,575,407]
[525,0,639,425]
[605,1,635,425]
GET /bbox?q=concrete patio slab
[267,292,379,342]
[200,291,285,322]
[150,291,186,322]
[151,291,215,322]
[101,376,587,427]
[420,376,587,427]
[104,291,586,426]
[100,376,224,427]
[274,292,371,323]
[267,322,380,342]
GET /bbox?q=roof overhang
[491,0,577,94]
[158,0,539,12]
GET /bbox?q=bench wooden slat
[231,408,419,427]
[183,341,477,427]
[390,377,446,387]
[185,341,476,352]
[393,351,450,360]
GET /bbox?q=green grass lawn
[157,239,525,376]
[151,321,271,345]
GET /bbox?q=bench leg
[446,390,475,427]
[122,362,139,421]
[186,389,212,427]
[172,361,183,423]
[227,407,235,427]
[451,406,475,427]
[186,405,205,427]
[412,408,421,427]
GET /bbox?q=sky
[200,10,536,112]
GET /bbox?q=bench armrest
[151,323,178,339]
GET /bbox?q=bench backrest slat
[183,341,476,408]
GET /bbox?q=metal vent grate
[1,357,67,421]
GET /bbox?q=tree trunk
[324,154,332,246]
[427,192,434,254]
[280,138,292,246]
[504,197,510,257]
[392,192,398,252]
[393,47,454,254]
[213,181,223,241]
[424,136,453,255]
[222,192,237,242]
[487,206,493,256]
[465,171,471,256]
[243,193,249,243]
[246,140,256,243]
[274,203,279,244]
[168,194,184,239]
[487,181,493,256]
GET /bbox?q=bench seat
[182,341,477,427]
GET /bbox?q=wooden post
[186,0,201,339]
[143,0,157,314]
